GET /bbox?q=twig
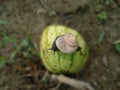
[114,39,120,44]
[39,0,49,11]
[42,71,49,81]
[51,74,95,90]
[50,82,62,90]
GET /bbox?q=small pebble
[102,55,108,66]
[106,69,110,73]
[37,8,47,14]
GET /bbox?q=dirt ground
[0,0,120,90]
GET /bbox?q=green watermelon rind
[40,25,89,74]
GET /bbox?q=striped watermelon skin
[40,25,89,74]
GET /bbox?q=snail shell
[55,33,79,54]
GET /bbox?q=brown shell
[56,33,78,54]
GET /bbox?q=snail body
[40,25,89,74]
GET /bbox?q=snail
[50,33,82,54]
[40,25,89,73]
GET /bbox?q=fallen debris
[50,74,95,90]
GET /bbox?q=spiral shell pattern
[56,33,78,54]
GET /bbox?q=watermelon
[40,25,89,74]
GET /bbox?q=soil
[0,0,120,90]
